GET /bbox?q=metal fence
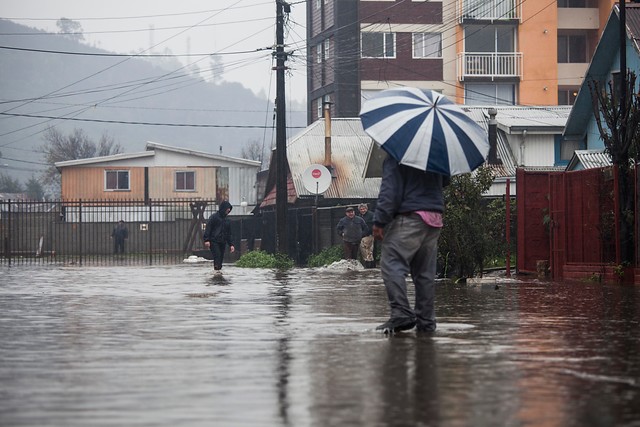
[0,198,364,266]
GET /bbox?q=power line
[0,44,274,57]
[0,112,306,129]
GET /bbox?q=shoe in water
[376,317,416,334]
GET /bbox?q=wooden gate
[517,167,622,280]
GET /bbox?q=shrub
[235,250,294,269]
[307,245,343,267]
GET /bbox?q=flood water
[1,262,639,427]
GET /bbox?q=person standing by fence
[336,206,368,261]
[203,201,235,271]
[358,203,375,268]
[111,220,128,254]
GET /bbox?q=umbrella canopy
[359,87,490,176]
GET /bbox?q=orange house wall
[61,167,146,200]
[148,167,217,199]
[519,3,558,105]
[61,166,218,200]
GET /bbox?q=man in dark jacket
[373,156,448,334]
[203,201,235,271]
[111,220,128,254]
[336,206,368,260]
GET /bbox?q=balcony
[457,52,522,81]
[458,0,521,22]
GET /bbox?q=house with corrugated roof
[563,3,640,170]
[260,106,571,205]
[260,118,381,209]
[463,105,572,196]
[55,141,260,215]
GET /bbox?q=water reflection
[0,265,639,426]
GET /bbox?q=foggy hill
[0,19,306,184]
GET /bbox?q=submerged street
[1,263,639,427]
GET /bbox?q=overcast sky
[1,0,308,102]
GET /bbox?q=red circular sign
[311,169,322,179]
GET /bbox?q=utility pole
[620,0,627,125]
[275,0,289,254]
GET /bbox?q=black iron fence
[0,198,364,266]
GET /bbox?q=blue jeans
[380,214,441,331]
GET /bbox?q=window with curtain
[105,170,130,191]
[413,33,442,58]
[361,32,396,58]
[175,171,195,191]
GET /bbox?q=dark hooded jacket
[203,201,234,246]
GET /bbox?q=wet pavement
[1,262,639,427]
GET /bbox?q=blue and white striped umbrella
[359,88,489,176]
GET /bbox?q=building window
[413,33,442,58]
[316,0,321,10]
[465,83,515,105]
[316,43,322,63]
[465,25,515,53]
[175,171,195,191]
[557,0,597,7]
[558,33,587,63]
[558,87,579,105]
[316,95,331,120]
[556,136,584,166]
[324,38,331,60]
[612,71,623,103]
[361,32,396,58]
[105,170,130,191]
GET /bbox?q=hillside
[0,19,306,184]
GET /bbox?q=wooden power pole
[275,0,288,254]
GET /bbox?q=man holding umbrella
[372,157,448,333]
[361,87,489,334]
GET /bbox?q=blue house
[563,3,640,170]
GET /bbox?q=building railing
[458,0,521,22]
[457,52,523,80]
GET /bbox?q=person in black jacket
[203,200,235,271]
[373,157,449,335]
[111,220,128,254]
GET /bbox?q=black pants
[210,242,226,270]
[114,238,125,254]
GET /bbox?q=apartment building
[306,0,616,124]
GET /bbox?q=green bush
[307,245,343,267]
[235,250,294,269]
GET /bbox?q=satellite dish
[302,164,332,194]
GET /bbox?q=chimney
[323,102,332,168]
[487,107,500,165]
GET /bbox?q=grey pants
[380,214,441,330]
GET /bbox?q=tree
[56,18,84,42]
[40,127,123,196]
[438,167,495,279]
[0,172,24,193]
[240,139,265,165]
[25,176,45,201]
[588,71,640,264]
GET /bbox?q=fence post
[6,199,11,265]
[149,200,153,265]
[79,199,83,266]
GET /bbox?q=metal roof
[566,149,612,171]
[462,107,517,178]
[55,141,260,168]
[286,118,382,199]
